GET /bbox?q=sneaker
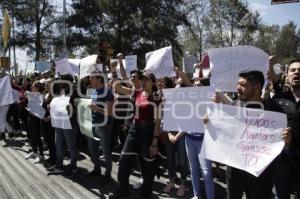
[0,133,6,140]
[163,182,175,193]
[46,164,57,171]
[86,169,101,177]
[191,196,199,199]
[33,156,44,164]
[176,184,186,197]
[25,152,36,160]
[47,166,64,175]
[133,178,143,190]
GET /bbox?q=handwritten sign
[208,46,269,92]
[202,104,287,176]
[77,98,99,140]
[110,56,137,78]
[26,92,46,119]
[145,46,176,78]
[183,55,197,74]
[162,87,215,133]
[68,58,80,76]
[125,55,137,75]
[0,75,14,106]
[80,54,98,78]
[50,96,72,129]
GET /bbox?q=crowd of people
[0,53,299,199]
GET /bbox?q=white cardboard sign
[162,87,215,133]
[0,75,14,106]
[208,46,269,92]
[50,96,72,129]
[145,46,176,78]
[202,104,287,177]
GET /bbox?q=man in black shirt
[224,70,291,199]
[272,58,300,199]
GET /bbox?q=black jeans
[7,103,20,130]
[41,120,56,164]
[117,122,155,198]
[226,166,273,199]
[27,113,43,156]
[273,153,300,199]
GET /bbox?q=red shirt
[134,90,160,124]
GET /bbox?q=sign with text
[202,104,287,176]
[0,75,14,106]
[208,46,269,92]
[272,0,299,4]
[183,55,197,74]
[80,54,99,78]
[50,96,72,129]
[55,58,78,76]
[162,87,215,133]
[145,46,176,78]
[125,55,138,76]
[26,92,46,119]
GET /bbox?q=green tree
[2,0,59,61]
[255,24,280,55]
[274,21,299,63]
[67,0,190,68]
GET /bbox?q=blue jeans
[185,135,215,199]
[55,128,77,168]
[88,117,113,176]
[165,133,188,183]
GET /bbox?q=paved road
[0,134,256,199]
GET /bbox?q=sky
[248,0,300,27]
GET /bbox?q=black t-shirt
[273,90,300,159]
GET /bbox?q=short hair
[239,70,265,88]
[130,70,143,80]
[288,58,300,67]
[163,77,174,88]
[90,71,105,83]
[32,81,45,93]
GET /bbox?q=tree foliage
[67,0,190,67]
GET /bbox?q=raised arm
[174,66,193,87]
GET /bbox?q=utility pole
[62,0,67,57]
[12,8,17,75]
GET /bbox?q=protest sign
[80,54,98,78]
[26,92,46,119]
[0,75,14,106]
[162,87,215,133]
[202,104,287,176]
[125,55,137,75]
[77,98,99,140]
[68,58,80,76]
[50,96,72,129]
[36,61,51,73]
[145,46,176,78]
[55,58,78,76]
[183,55,197,74]
[208,46,269,92]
